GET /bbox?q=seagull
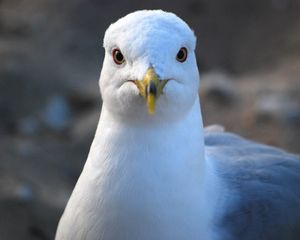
[55,10,300,240]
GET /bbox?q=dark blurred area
[0,0,300,239]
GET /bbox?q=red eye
[112,48,125,65]
[176,47,188,62]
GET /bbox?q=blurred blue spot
[42,95,72,131]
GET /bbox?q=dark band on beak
[147,81,157,97]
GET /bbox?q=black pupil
[116,51,123,62]
[177,49,185,59]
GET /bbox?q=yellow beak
[134,67,168,115]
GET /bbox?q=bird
[55,10,300,240]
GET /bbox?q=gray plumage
[205,130,300,240]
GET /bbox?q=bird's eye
[112,48,125,65]
[176,47,188,62]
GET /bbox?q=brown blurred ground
[0,0,300,239]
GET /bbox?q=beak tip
[147,94,156,115]
[148,109,155,115]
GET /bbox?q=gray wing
[204,130,300,240]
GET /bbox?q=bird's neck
[93,97,205,176]
[82,97,214,239]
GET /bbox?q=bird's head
[99,10,199,123]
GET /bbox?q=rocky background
[0,0,300,239]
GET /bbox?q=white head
[99,10,200,124]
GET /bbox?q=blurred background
[0,0,300,239]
